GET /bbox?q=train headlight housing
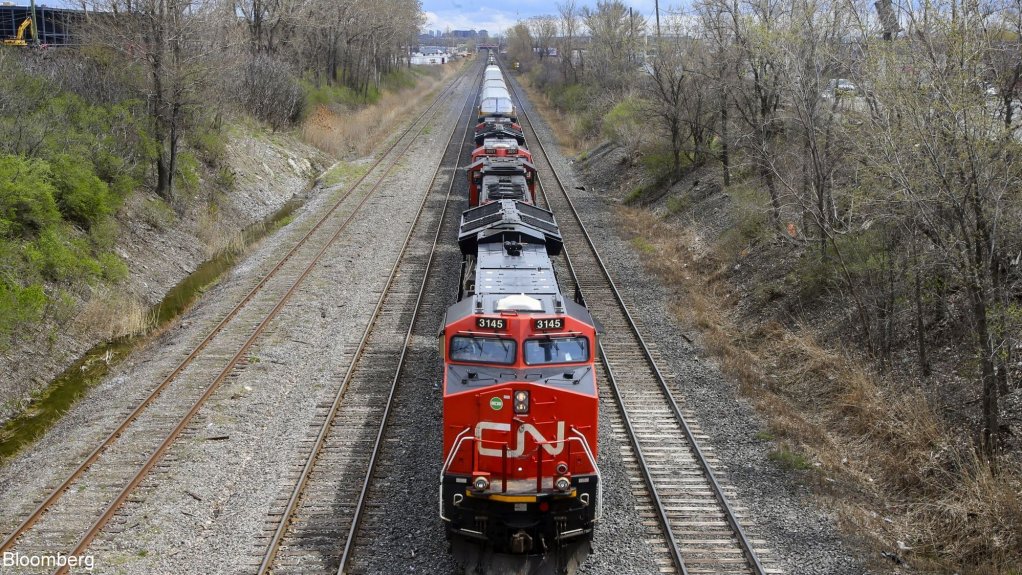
[554,476,571,492]
[513,390,529,414]
[472,475,490,492]
[555,462,569,475]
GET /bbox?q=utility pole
[629,7,634,65]
[30,0,39,46]
[654,0,661,40]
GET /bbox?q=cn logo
[475,421,566,457]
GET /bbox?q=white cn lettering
[475,421,565,457]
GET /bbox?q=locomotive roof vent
[496,294,544,312]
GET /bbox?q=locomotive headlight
[555,462,569,475]
[472,475,490,492]
[513,390,530,414]
[554,476,571,492]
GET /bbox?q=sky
[421,0,664,35]
[8,0,671,36]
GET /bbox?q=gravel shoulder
[508,72,871,575]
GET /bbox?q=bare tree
[643,13,716,180]
[87,0,217,199]
[557,0,583,82]
[850,0,1022,459]
[582,0,641,95]
[699,0,786,221]
[528,15,558,60]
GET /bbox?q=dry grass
[75,289,155,340]
[197,206,245,259]
[302,63,463,158]
[618,206,1022,574]
[515,75,597,158]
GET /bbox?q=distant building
[1,4,82,45]
[411,51,452,65]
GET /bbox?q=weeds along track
[0,63,477,575]
[502,64,781,575]
[255,67,479,575]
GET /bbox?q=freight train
[439,57,601,573]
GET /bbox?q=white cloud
[422,9,518,35]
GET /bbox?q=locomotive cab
[440,296,601,554]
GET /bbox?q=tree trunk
[720,96,730,186]
[762,163,781,221]
[971,281,999,461]
[915,267,930,377]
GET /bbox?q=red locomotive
[466,139,536,206]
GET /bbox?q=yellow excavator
[2,18,34,47]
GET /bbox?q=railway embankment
[514,71,1022,574]
[0,120,327,429]
[0,52,462,457]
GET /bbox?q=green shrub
[769,447,812,470]
[175,151,201,194]
[141,197,176,230]
[0,155,61,239]
[602,97,644,144]
[666,194,694,215]
[49,154,117,230]
[192,128,227,166]
[24,227,101,283]
[641,149,680,179]
[381,67,419,92]
[718,184,770,258]
[98,252,129,283]
[0,280,46,343]
[88,217,119,250]
[215,167,236,190]
[303,80,375,109]
[549,84,588,113]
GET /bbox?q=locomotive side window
[524,337,590,365]
[450,336,517,365]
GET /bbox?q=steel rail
[0,64,470,559]
[257,62,481,575]
[335,60,481,575]
[34,67,473,575]
[502,62,768,575]
[521,116,691,575]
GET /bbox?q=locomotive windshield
[524,337,590,365]
[450,336,517,365]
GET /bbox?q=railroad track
[0,62,475,575]
[254,63,480,575]
[503,64,782,575]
